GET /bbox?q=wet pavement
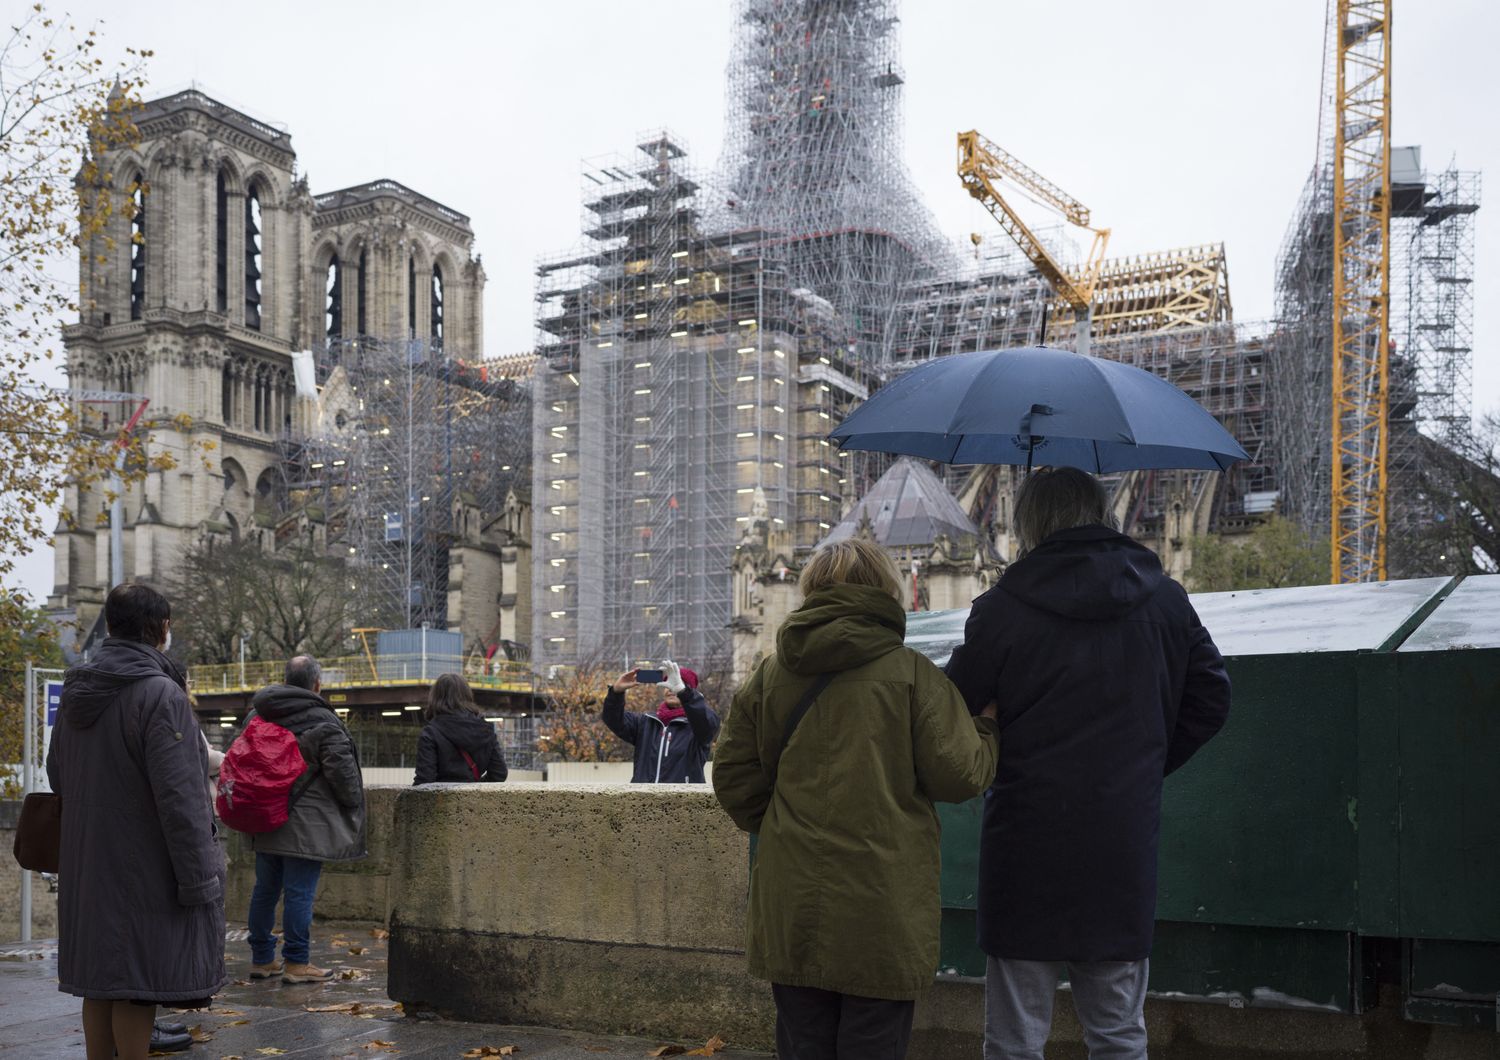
[0,923,770,1059]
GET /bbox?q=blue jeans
[248,853,323,966]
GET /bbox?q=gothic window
[407,255,417,339]
[245,184,264,330]
[430,265,444,348]
[116,356,134,396]
[326,255,342,340]
[253,367,265,432]
[129,174,146,321]
[356,249,368,336]
[215,170,228,313]
[221,365,232,424]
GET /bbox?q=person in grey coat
[243,655,365,983]
[46,583,226,1060]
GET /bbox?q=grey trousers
[983,956,1149,1060]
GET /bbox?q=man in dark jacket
[601,660,720,783]
[243,656,366,983]
[945,467,1231,1060]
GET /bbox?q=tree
[167,537,353,664]
[1188,515,1330,593]
[0,590,63,797]
[1,5,155,584]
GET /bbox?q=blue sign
[45,680,63,727]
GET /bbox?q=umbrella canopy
[828,346,1249,472]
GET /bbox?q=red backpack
[216,717,310,834]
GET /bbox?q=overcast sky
[8,0,1497,604]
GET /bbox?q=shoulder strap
[283,722,323,810]
[769,671,837,788]
[430,724,482,780]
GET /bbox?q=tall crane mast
[1330,0,1392,582]
[957,130,1110,349]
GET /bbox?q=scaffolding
[532,132,875,668]
[272,337,531,631]
[1272,156,1480,578]
[531,0,963,669]
[715,0,955,371]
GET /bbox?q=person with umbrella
[830,346,1238,1058]
[944,467,1230,1058]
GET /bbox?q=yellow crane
[1329,0,1392,582]
[956,129,1111,349]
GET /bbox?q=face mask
[161,630,172,653]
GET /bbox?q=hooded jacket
[601,684,720,784]
[244,684,366,862]
[45,638,227,1002]
[713,583,999,1001]
[945,525,1231,962]
[414,712,508,784]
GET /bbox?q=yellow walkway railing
[188,654,536,697]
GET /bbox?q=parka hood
[776,583,907,675]
[251,683,329,721]
[1000,525,1165,621]
[62,637,184,729]
[429,711,495,750]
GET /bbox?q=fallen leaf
[361,1042,398,1053]
[220,1056,245,1060]
[225,1020,250,1026]
[348,944,366,956]
[685,1036,727,1057]
[336,968,369,981]
[256,1051,287,1057]
[461,1048,518,1058]
[646,1048,685,1058]
[217,1009,246,1017]
[188,1025,214,1043]
[369,928,390,939]
[329,936,351,948]
[307,1002,361,1013]
[232,979,251,986]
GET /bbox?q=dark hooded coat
[601,684,720,784]
[944,525,1232,963]
[244,684,366,862]
[713,584,999,1000]
[45,638,227,1002]
[414,712,508,784]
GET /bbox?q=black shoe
[155,1020,188,1036]
[148,1024,193,1052]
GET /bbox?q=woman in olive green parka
[714,539,999,1060]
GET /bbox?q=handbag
[12,792,61,873]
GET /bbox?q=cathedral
[48,89,529,657]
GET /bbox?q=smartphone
[633,668,665,685]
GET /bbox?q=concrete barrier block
[388,783,748,950]
[387,783,772,1047]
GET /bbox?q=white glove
[661,659,686,694]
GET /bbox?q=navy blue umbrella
[828,346,1248,472]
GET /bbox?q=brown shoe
[282,962,333,983]
[249,960,284,980]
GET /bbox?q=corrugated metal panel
[377,629,463,658]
